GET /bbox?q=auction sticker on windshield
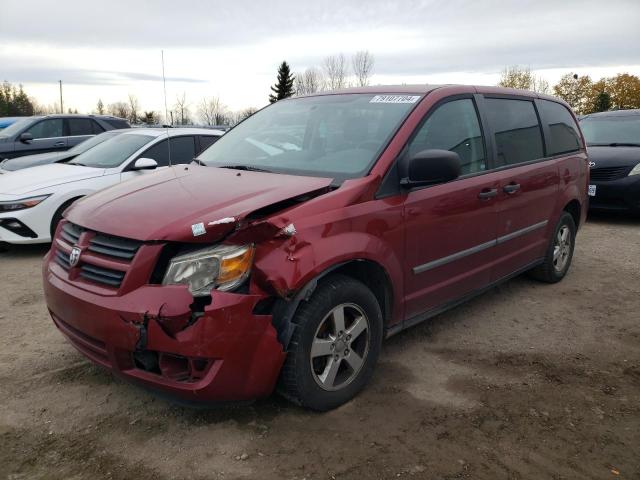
[588,184,596,197]
[370,95,421,104]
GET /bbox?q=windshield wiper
[217,164,273,173]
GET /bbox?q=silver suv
[0,114,130,160]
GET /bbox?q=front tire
[279,274,383,411]
[529,212,576,283]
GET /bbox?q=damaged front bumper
[43,254,286,403]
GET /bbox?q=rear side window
[25,119,64,139]
[68,118,94,136]
[198,135,219,153]
[92,120,106,134]
[407,99,487,175]
[104,119,130,129]
[484,98,544,166]
[538,100,581,155]
[139,136,196,166]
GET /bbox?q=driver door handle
[478,188,498,199]
[503,183,521,194]
[54,141,65,147]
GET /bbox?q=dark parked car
[0,129,129,173]
[43,85,588,411]
[580,109,640,213]
[0,114,130,160]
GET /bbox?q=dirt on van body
[1,213,639,480]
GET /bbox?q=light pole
[59,80,64,113]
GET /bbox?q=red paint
[43,85,588,403]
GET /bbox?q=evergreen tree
[269,61,295,103]
[96,99,105,114]
[593,91,611,112]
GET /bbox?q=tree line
[498,66,640,114]
[269,51,375,102]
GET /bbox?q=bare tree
[198,96,228,125]
[352,50,374,87]
[323,54,347,90]
[127,94,139,123]
[173,92,190,125]
[498,65,550,94]
[295,68,325,95]
[107,101,130,119]
[96,99,105,115]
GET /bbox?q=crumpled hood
[0,163,105,195]
[587,146,640,169]
[67,164,333,242]
[1,151,68,172]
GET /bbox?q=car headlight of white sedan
[628,163,640,176]
[0,194,50,212]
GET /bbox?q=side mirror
[132,158,158,170]
[19,132,33,143]
[400,149,461,188]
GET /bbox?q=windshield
[67,130,124,155]
[198,93,421,179]
[581,114,640,146]
[69,133,153,168]
[0,118,33,137]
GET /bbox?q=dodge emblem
[69,246,81,267]
[588,161,595,168]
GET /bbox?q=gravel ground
[1,213,639,480]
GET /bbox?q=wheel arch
[563,198,582,229]
[269,258,395,350]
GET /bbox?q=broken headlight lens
[162,244,255,296]
[0,194,50,212]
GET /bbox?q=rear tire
[529,212,576,283]
[278,274,383,411]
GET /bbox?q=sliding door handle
[503,183,521,194]
[478,188,498,199]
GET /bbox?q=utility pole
[59,80,63,113]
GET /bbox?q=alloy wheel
[553,225,571,273]
[310,303,370,391]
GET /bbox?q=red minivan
[43,85,588,411]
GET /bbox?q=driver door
[402,97,501,320]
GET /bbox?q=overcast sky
[1,0,639,117]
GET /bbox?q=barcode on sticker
[370,95,421,104]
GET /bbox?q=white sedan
[0,128,223,245]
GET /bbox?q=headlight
[629,163,640,176]
[162,244,255,296]
[0,194,50,212]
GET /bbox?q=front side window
[26,119,64,139]
[198,94,421,179]
[538,100,581,155]
[69,133,153,168]
[407,98,486,175]
[580,114,640,146]
[484,98,544,166]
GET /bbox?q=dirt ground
[1,213,639,480]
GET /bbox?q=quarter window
[407,99,486,175]
[26,119,63,139]
[538,100,581,155]
[484,98,544,166]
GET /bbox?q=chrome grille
[54,250,71,269]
